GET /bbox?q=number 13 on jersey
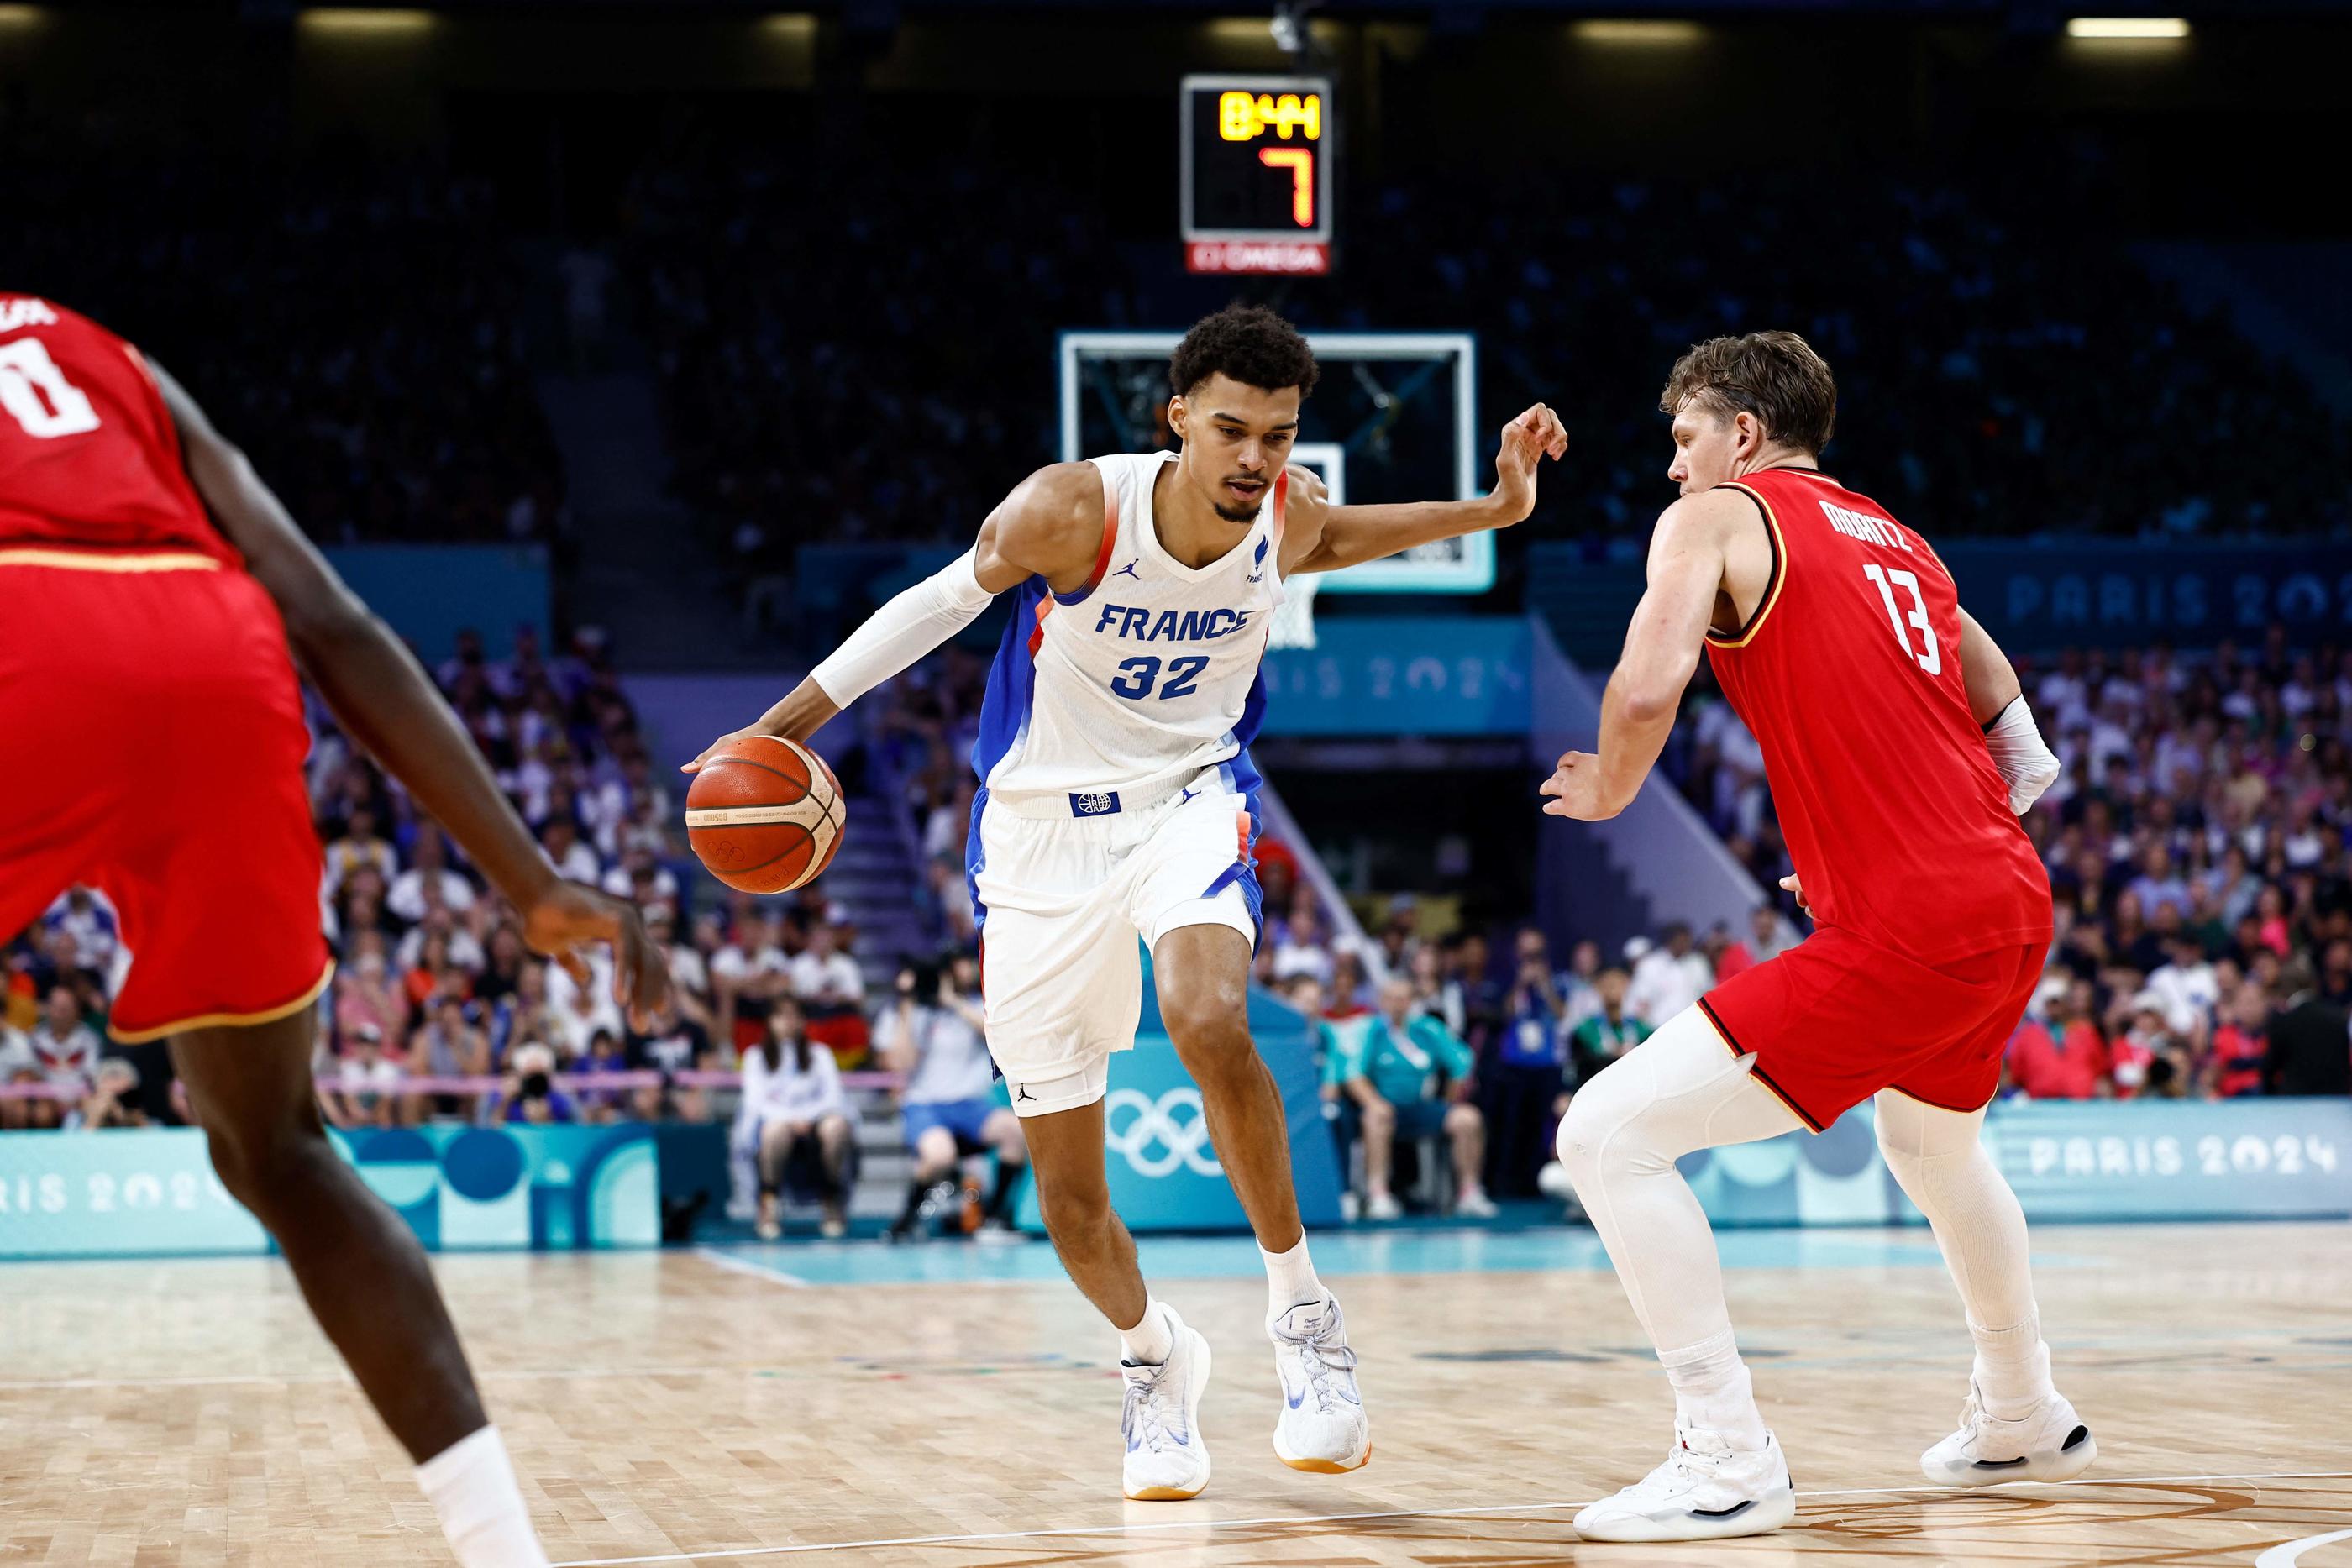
[1863,564,1942,676]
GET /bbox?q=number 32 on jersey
[1110,654,1210,701]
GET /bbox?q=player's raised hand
[520,879,671,1030]
[1490,402,1569,524]
[1539,748,1620,821]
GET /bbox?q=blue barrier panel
[323,545,550,664]
[1938,541,2352,653]
[1531,540,2352,662]
[1260,616,1530,736]
[1680,1098,2352,1227]
[0,1124,659,1260]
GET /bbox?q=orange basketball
[683,736,847,894]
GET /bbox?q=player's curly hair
[1168,304,1320,400]
[1661,331,1837,455]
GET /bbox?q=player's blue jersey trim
[971,575,1047,786]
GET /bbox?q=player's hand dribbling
[1488,403,1569,525]
[680,681,841,774]
[520,879,671,1030]
[1539,749,1619,821]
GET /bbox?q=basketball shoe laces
[1274,1308,1357,1414]
[1947,1385,2005,1449]
[1632,1421,1737,1496]
[1122,1362,1189,1454]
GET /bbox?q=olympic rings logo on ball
[1103,1088,1221,1178]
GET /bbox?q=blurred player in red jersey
[0,295,669,1566]
[1539,332,2086,1543]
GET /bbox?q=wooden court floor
[1,1221,2346,1566]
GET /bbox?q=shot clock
[1181,74,1333,276]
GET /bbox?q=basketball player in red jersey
[0,294,669,1565]
[1540,332,2084,1542]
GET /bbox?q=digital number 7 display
[1181,74,1334,276]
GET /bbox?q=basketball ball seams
[698,826,816,877]
[693,754,815,800]
[685,734,845,893]
[684,800,831,828]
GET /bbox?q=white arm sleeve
[1984,695,2061,815]
[808,548,996,707]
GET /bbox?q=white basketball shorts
[966,762,1263,1116]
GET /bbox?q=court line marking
[694,1247,810,1288]
[546,1471,2352,1566]
[2259,1529,2352,1567]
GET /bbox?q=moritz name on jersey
[1818,499,1913,553]
[1090,603,1256,643]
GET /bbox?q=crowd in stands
[3,131,567,548]
[3,627,700,1131]
[612,116,2348,574]
[1672,627,2352,1115]
[12,628,2351,1230]
[620,121,1120,588]
[1336,171,2350,542]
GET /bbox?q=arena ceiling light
[2065,18,2191,38]
[297,7,438,32]
[1573,20,1708,46]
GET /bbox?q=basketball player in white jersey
[691,305,1564,1499]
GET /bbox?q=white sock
[1970,1314,2055,1420]
[1659,1328,1769,1450]
[1260,1233,1325,1316]
[1116,1297,1175,1366]
[416,1425,549,1568]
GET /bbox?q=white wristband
[809,548,995,708]
[1984,695,2061,815]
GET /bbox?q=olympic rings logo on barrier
[1103,1088,1222,1178]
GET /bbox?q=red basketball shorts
[1697,925,2047,1132]
[0,550,331,1042]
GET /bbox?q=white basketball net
[1267,570,1323,650]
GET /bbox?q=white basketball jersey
[970,451,1287,813]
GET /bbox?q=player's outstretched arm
[683,463,1105,768]
[1960,609,2061,814]
[150,360,668,1025]
[1540,492,1734,821]
[1286,404,1567,575]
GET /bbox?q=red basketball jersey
[1704,466,2050,966]
[0,295,234,563]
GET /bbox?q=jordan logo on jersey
[1112,558,1142,582]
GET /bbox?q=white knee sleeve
[1557,1008,1800,1183]
[1555,1007,1805,1352]
[1873,1091,2038,1333]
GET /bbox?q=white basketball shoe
[1921,1383,2097,1487]
[1121,1306,1213,1502]
[1269,1294,1371,1472]
[1573,1420,1797,1543]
